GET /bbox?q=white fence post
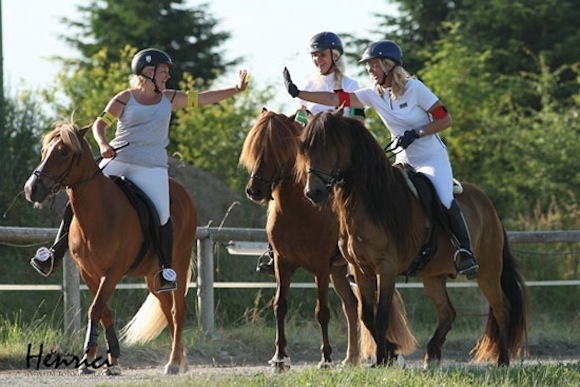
[62,251,81,335]
[197,236,214,334]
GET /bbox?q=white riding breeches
[396,147,455,209]
[99,159,170,225]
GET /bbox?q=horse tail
[471,228,529,362]
[121,263,194,345]
[360,288,418,361]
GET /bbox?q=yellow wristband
[187,91,199,108]
[98,111,116,127]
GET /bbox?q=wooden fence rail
[1,226,579,335]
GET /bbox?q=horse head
[297,111,354,205]
[24,121,93,204]
[240,108,303,204]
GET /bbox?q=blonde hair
[375,59,413,99]
[129,65,154,88]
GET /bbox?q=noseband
[307,167,344,192]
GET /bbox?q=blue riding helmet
[308,32,344,55]
[359,40,403,66]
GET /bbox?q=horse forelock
[43,120,84,155]
[240,111,301,174]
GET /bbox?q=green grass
[1,310,578,386]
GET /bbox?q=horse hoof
[103,365,122,376]
[317,360,332,369]
[164,364,180,375]
[423,358,441,370]
[268,357,291,373]
[78,365,95,375]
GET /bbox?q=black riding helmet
[308,32,344,55]
[359,40,403,66]
[131,48,174,75]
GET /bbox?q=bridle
[250,165,288,201]
[307,166,345,192]
[32,141,84,196]
[32,140,129,195]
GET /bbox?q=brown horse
[296,111,528,367]
[24,121,197,375]
[239,109,417,370]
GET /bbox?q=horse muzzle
[24,173,54,203]
[304,185,329,205]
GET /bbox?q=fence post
[62,252,81,335]
[197,236,214,334]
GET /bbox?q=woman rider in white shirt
[282,40,479,278]
[256,32,365,275]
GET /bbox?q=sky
[2,0,397,115]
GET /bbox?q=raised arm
[283,67,362,107]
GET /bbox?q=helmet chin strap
[380,71,389,86]
[142,65,162,93]
[322,60,335,76]
[321,50,340,76]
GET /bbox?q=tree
[59,0,239,88]
[0,91,54,227]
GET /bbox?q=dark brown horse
[239,109,417,370]
[24,121,197,375]
[296,111,528,367]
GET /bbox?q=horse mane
[43,119,85,155]
[239,110,302,173]
[301,112,413,250]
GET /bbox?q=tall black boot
[255,244,274,275]
[30,203,73,277]
[156,219,177,293]
[446,200,479,278]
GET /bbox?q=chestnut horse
[24,121,197,375]
[239,109,417,370]
[296,111,528,367]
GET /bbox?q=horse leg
[100,306,122,375]
[78,275,120,375]
[314,275,332,368]
[473,279,511,366]
[356,273,381,361]
[375,271,399,366]
[270,262,294,371]
[330,263,359,366]
[146,274,187,375]
[421,276,456,368]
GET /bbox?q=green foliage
[0,91,53,226]
[59,0,238,88]
[417,24,580,224]
[171,75,276,193]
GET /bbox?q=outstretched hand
[236,69,250,92]
[283,67,300,98]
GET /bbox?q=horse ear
[262,107,268,113]
[79,124,91,138]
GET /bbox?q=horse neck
[271,177,303,207]
[65,151,112,221]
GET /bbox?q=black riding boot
[255,244,274,275]
[446,200,479,278]
[156,219,177,293]
[30,203,73,277]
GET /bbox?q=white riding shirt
[354,79,455,208]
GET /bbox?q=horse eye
[57,146,70,158]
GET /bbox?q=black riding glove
[399,129,420,149]
[283,67,300,98]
